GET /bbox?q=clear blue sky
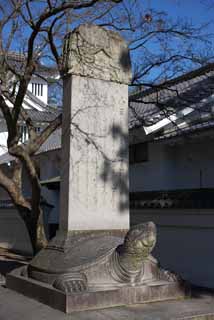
[153,0,213,31]
[126,0,214,84]
[154,0,212,19]
[3,0,213,85]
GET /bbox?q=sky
[127,0,214,84]
[153,0,213,26]
[2,0,214,88]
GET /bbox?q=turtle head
[123,222,156,258]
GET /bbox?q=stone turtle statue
[28,222,179,293]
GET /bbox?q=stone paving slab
[1,284,214,320]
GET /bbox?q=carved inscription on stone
[60,24,131,231]
[65,77,129,229]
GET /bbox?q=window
[18,125,28,143]
[31,83,44,96]
[129,142,148,163]
[18,126,41,142]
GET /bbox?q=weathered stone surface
[7,222,187,313]
[63,24,132,84]
[7,24,186,314]
[28,222,181,293]
[7,266,187,313]
[60,75,129,231]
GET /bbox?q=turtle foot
[159,268,181,282]
[53,273,88,293]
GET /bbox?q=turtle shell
[30,233,124,275]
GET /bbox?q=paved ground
[1,250,214,319]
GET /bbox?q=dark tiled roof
[25,90,49,109]
[0,128,61,165]
[130,188,214,209]
[0,108,60,123]
[1,64,214,164]
[22,108,61,123]
[0,152,13,165]
[154,119,214,141]
[38,128,61,153]
[129,64,214,130]
[0,97,61,123]
[1,52,58,75]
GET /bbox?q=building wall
[0,208,33,255]
[0,149,60,252]
[0,75,49,156]
[131,208,214,288]
[27,76,48,105]
[0,121,8,156]
[130,142,174,191]
[0,188,9,201]
[130,138,214,191]
[171,139,214,189]
[19,150,61,226]
[39,150,60,225]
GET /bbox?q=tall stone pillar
[59,24,131,233]
[7,24,186,313]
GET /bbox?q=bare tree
[0,0,212,254]
[0,0,122,254]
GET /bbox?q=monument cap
[62,23,132,84]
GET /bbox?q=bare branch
[26,113,62,155]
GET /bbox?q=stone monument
[6,24,188,313]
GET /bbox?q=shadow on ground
[0,260,27,276]
[190,284,214,299]
[0,248,30,278]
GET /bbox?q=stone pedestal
[6,24,188,313]
[7,266,188,313]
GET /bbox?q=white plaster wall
[0,132,7,155]
[130,139,214,192]
[130,143,175,191]
[171,140,214,189]
[28,76,48,105]
[131,209,214,288]
[42,80,48,105]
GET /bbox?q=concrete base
[6,266,188,313]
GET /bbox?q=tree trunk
[18,206,47,255]
[36,207,48,252]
